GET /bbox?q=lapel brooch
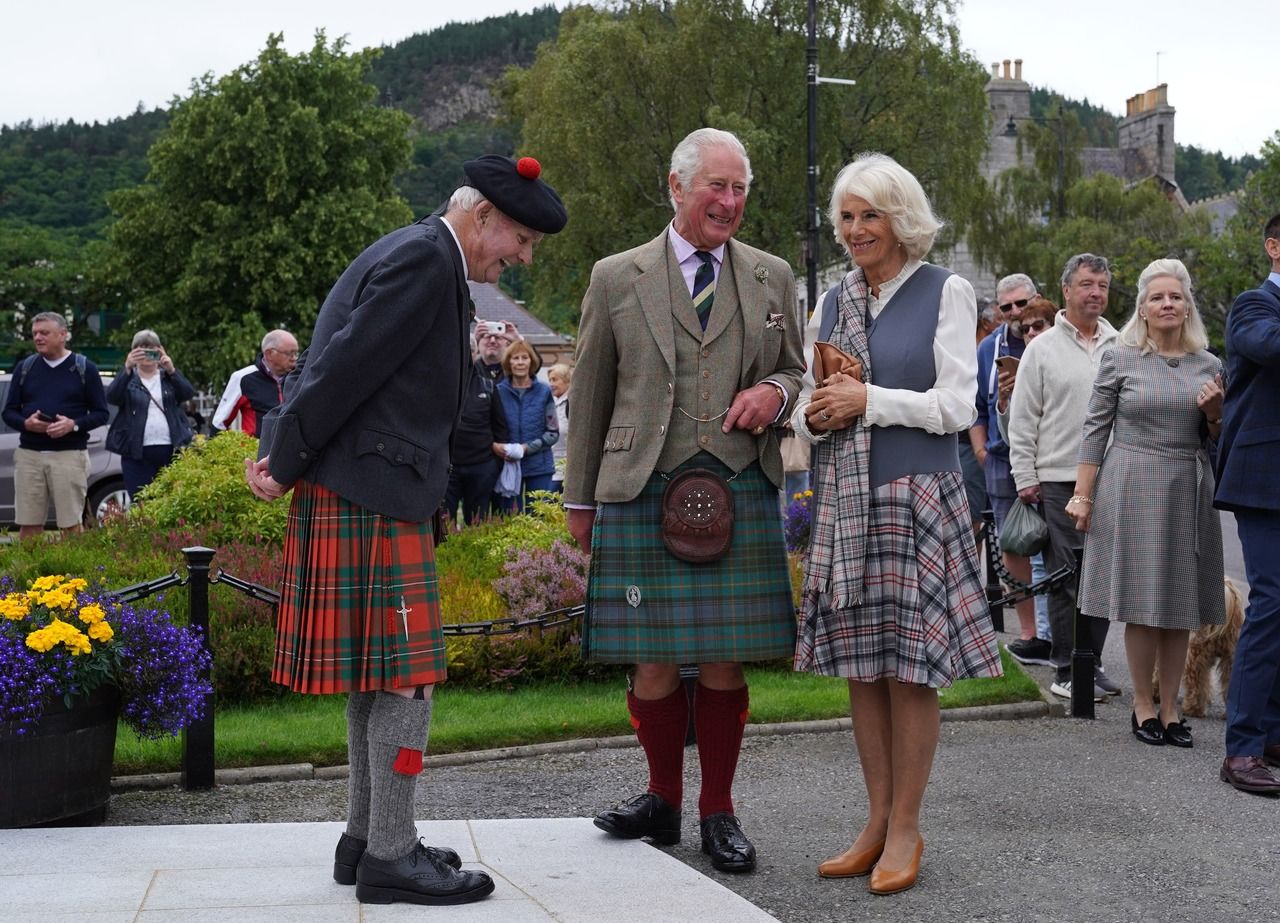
[754,264,769,284]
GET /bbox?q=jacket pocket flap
[603,425,636,453]
[356,428,431,477]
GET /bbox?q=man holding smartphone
[2,312,109,538]
[970,273,1048,664]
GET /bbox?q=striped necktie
[692,250,716,330]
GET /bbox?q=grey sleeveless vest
[864,264,958,488]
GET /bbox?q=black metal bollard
[679,664,699,746]
[182,546,217,790]
[982,509,1005,633]
[1069,547,1095,719]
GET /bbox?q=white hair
[996,273,1037,300]
[1118,258,1208,355]
[827,153,942,260]
[447,185,487,212]
[668,128,753,211]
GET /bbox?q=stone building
[945,59,1189,299]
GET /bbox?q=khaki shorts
[14,447,89,528]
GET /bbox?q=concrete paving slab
[0,818,778,923]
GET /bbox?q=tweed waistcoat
[655,247,759,474]
[866,263,958,488]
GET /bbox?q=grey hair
[827,153,943,260]
[130,329,161,349]
[30,311,68,330]
[1118,258,1208,354]
[668,128,753,211]
[996,273,1037,300]
[447,185,487,213]
[979,300,1001,327]
[547,362,573,386]
[261,329,294,353]
[1060,253,1111,288]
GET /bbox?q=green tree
[104,33,414,387]
[501,0,990,330]
[1196,132,1280,323]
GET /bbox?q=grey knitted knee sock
[366,691,433,861]
[344,691,377,840]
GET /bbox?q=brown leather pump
[817,839,885,879]
[868,837,924,895]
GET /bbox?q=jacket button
[667,382,673,393]
[702,370,710,379]
[299,450,308,459]
[376,442,385,452]
[395,454,404,463]
[702,349,710,358]
[701,391,710,400]
[700,435,710,445]
[658,425,666,435]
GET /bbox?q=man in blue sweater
[2,312,109,538]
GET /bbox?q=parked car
[0,371,129,528]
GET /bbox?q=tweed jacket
[1215,278,1280,513]
[564,229,805,505]
[260,216,471,522]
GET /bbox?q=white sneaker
[1050,679,1106,702]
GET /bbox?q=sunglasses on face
[1022,319,1048,333]
[999,298,1030,313]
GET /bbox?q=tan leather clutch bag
[812,341,863,384]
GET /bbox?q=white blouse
[792,259,978,442]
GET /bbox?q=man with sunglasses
[971,275,1047,662]
[212,329,300,437]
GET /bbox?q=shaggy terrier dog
[1154,578,1246,717]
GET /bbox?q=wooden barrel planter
[0,687,119,828]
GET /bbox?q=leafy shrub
[134,432,290,546]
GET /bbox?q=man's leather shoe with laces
[593,792,681,845]
[1220,757,1280,795]
[699,812,756,873]
[355,839,494,905]
[1264,743,1280,768]
[333,832,460,885]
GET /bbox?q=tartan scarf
[805,268,874,609]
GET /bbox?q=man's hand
[492,442,508,459]
[44,414,76,439]
[244,456,288,501]
[24,411,51,434]
[723,383,783,435]
[1017,484,1042,505]
[805,376,866,432]
[567,507,596,553]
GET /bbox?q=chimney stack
[1002,59,1011,79]
[1014,59,1023,81]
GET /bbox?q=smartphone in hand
[995,355,1020,373]
[36,411,57,423]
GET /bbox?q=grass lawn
[113,649,1038,775]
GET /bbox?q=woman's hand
[157,346,176,374]
[1065,496,1092,532]
[124,347,146,371]
[1198,373,1224,421]
[492,442,508,459]
[805,374,866,432]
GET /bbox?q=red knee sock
[695,683,749,820]
[627,686,688,808]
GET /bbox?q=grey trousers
[1040,482,1110,680]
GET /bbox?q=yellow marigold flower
[25,619,92,656]
[78,603,107,624]
[0,595,31,620]
[87,620,114,642]
[30,574,66,592]
[39,588,78,610]
[62,578,89,593]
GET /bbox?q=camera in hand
[143,349,161,360]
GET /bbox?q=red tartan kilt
[272,481,447,694]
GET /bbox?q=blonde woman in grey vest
[792,153,1002,896]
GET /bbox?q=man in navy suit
[1215,211,1280,795]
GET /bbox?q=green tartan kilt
[273,481,447,694]
[584,454,796,664]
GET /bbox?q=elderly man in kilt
[246,155,566,906]
[565,128,804,873]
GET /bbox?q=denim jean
[1031,552,1051,640]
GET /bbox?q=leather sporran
[661,468,735,564]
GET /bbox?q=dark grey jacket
[260,216,472,521]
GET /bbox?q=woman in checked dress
[792,153,1001,896]
[1067,258,1225,748]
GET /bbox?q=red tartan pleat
[273,481,446,694]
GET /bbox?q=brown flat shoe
[868,837,924,896]
[817,839,885,878]
[1220,756,1280,795]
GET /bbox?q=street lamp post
[805,0,856,314]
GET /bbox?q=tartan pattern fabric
[693,250,716,330]
[796,472,1002,687]
[807,269,874,608]
[273,481,447,694]
[584,455,796,664]
[1077,347,1226,630]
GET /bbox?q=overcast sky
[3,0,1273,159]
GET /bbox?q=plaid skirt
[584,455,796,664]
[272,481,447,694]
[795,472,1002,687]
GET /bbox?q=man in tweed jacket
[565,128,804,873]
